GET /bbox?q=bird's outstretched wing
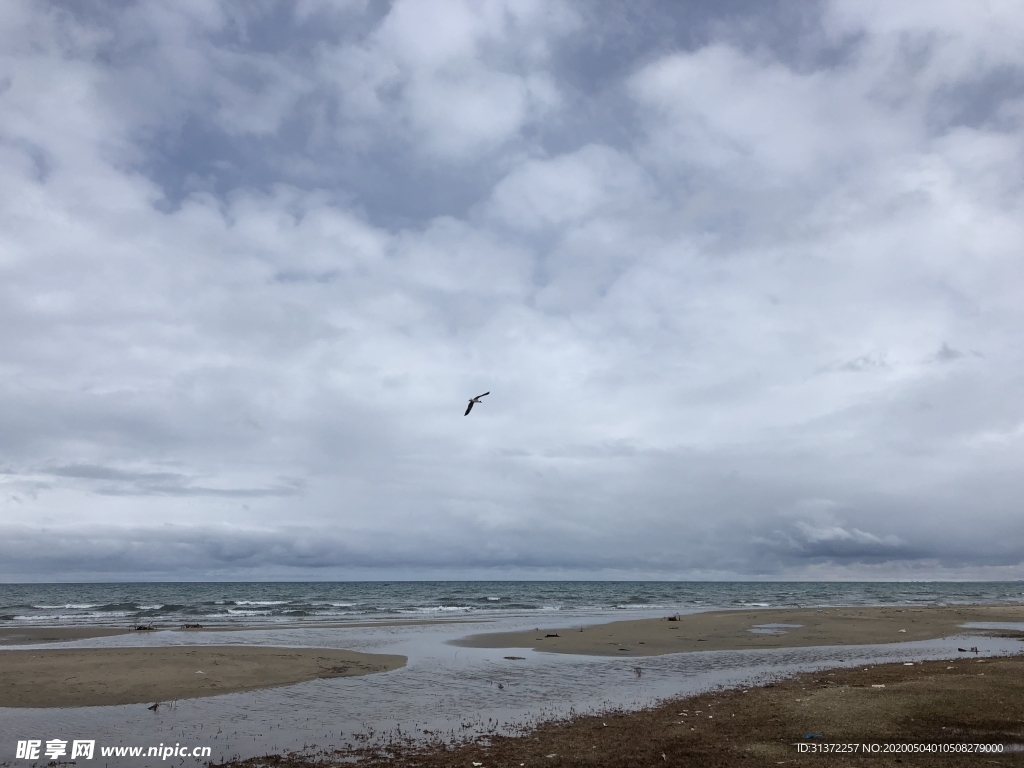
[465,392,489,415]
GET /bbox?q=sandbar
[452,604,1024,655]
[0,618,480,646]
[0,645,405,708]
[0,626,130,646]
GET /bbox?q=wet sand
[0,617,481,646]
[216,654,1024,767]
[0,625,135,645]
[453,604,1024,655]
[0,646,405,708]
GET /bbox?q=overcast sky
[1,0,1022,582]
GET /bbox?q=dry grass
[212,655,1024,768]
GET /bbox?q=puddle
[748,623,803,635]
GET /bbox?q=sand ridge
[0,645,406,708]
[452,604,1024,656]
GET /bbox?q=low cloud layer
[1,0,1022,580]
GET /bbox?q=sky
[1,0,1022,582]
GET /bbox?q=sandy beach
[453,604,1024,655]
[0,645,405,708]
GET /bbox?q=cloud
[487,144,653,229]
[933,342,964,361]
[791,521,906,555]
[0,0,1022,579]
[317,0,576,159]
[40,464,304,498]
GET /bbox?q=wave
[4,582,1022,628]
[96,603,143,612]
[402,606,475,613]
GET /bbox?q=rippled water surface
[2,581,1022,628]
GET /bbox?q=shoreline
[0,616,484,646]
[5,602,1023,649]
[214,653,1024,767]
[3,604,1021,712]
[0,646,406,708]
[453,604,1024,655]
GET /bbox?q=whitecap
[402,606,473,613]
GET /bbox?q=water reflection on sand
[1,612,1021,767]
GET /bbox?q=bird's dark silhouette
[465,392,489,415]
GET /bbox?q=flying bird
[464,391,489,416]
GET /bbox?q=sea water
[2,581,1022,628]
